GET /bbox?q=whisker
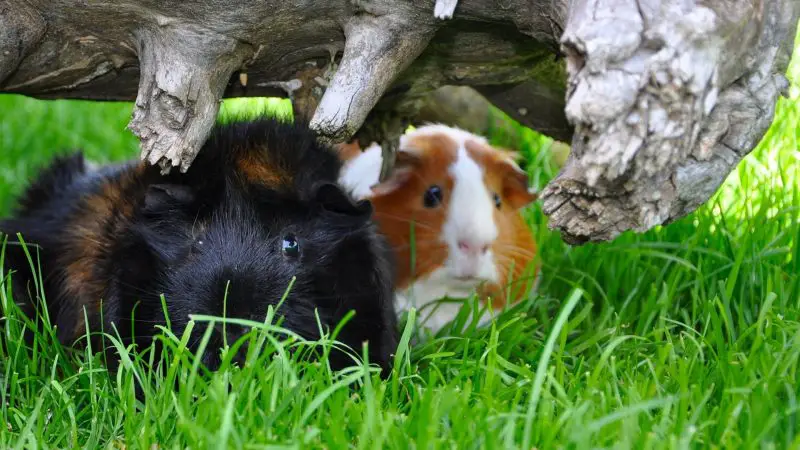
[371,212,438,232]
[492,243,537,258]
[493,250,539,263]
[389,239,446,252]
[493,257,539,275]
[114,280,164,298]
[493,253,538,269]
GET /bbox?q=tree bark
[540,0,798,244]
[0,0,797,244]
[0,0,563,162]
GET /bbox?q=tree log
[0,0,797,244]
[540,0,798,244]
[0,0,562,167]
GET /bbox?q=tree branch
[475,81,573,142]
[129,24,252,173]
[309,1,437,144]
[2,1,564,174]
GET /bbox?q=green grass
[1,55,800,449]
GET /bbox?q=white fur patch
[443,145,499,282]
[401,124,488,148]
[399,267,495,333]
[338,142,382,200]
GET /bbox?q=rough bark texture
[540,0,798,244]
[0,0,797,244]
[130,25,253,173]
[0,0,564,168]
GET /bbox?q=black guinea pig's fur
[0,117,399,375]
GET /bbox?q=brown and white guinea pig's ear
[499,159,538,210]
[313,181,373,219]
[334,140,364,163]
[369,149,422,197]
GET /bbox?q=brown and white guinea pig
[337,124,540,332]
[0,118,398,374]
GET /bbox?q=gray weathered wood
[130,25,253,173]
[0,1,45,85]
[540,0,798,244]
[0,0,797,244]
[0,0,562,170]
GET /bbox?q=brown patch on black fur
[60,164,147,339]
[335,140,365,163]
[236,151,293,190]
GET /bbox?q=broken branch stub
[128,23,252,174]
[309,1,438,144]
[540,0,798,244]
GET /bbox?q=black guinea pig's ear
[144,183,196,211]
[313,181,373,219]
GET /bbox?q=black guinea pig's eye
[281,234,300,258]
[493,192,501,209]
[423,185,443,208]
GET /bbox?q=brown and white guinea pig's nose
[451,236,495,280]
[440,146,501,282]
[450,233,497,279]
[456,239,491,257]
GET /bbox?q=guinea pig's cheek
[484,253,502,283]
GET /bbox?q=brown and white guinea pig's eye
[281,234,300,258]
[493,192,501,210]
[423,185,443,208]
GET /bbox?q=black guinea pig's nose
[211,267,259,310]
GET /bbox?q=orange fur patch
[369,133,459,289]
[335,141,365,162]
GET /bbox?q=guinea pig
[0,118,399,374]
[337,124,540,332]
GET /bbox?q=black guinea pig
[0,118,399,374]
